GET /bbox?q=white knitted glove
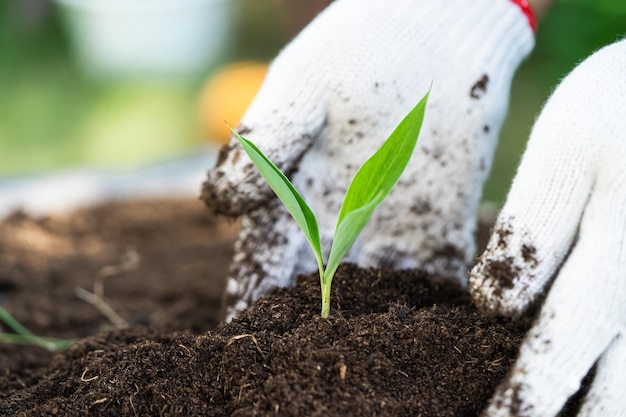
[470,37,626,417]
[203,0,535,320]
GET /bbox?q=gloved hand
[470,37,626,417]
[202,0,535,320]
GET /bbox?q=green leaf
[0,333,75,352]
[325,91,430,280]
[232,129,324,268]
[0,305,75,352]
[323,198,382,281]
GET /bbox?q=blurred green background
[0,0,624,203]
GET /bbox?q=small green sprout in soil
[0,305,75,351]
[233,91,429,318]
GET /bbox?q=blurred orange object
[199,61,268,144]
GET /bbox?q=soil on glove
[0,199,586,416]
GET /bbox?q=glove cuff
[442,0,535,79]
[509,0,537,32]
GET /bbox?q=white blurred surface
[55,0,233,78]
[0,149,217,220]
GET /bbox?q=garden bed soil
[0,198,585,416]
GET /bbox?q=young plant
[0,305,75,352]
[233,91,429,318]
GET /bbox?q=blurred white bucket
[55,0,233,78]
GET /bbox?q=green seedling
[0,305,75,352]
[234,91,429,318]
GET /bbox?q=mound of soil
[0,199,584,416]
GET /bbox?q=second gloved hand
[470,37,626,417]
[203,0,534,320]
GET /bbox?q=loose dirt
[0,199,586,416]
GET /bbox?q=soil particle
[470,74,490,99]
[410,200,432,216]
[483,258,520,296]
[237,125,253,136]
[494,223,513,248]
[521,244,538,266]
[215,143,235,167]
[0,199,588,416]
[433,243,465,266]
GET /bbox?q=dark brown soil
[0,199,584,416]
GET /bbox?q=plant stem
[316,260,331,318]
[320,262,341,318]
[0,305,34,336]
[321,283,331,318]
[0,305,75,352]
[0,333,75,352]
[322,271,335,319]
